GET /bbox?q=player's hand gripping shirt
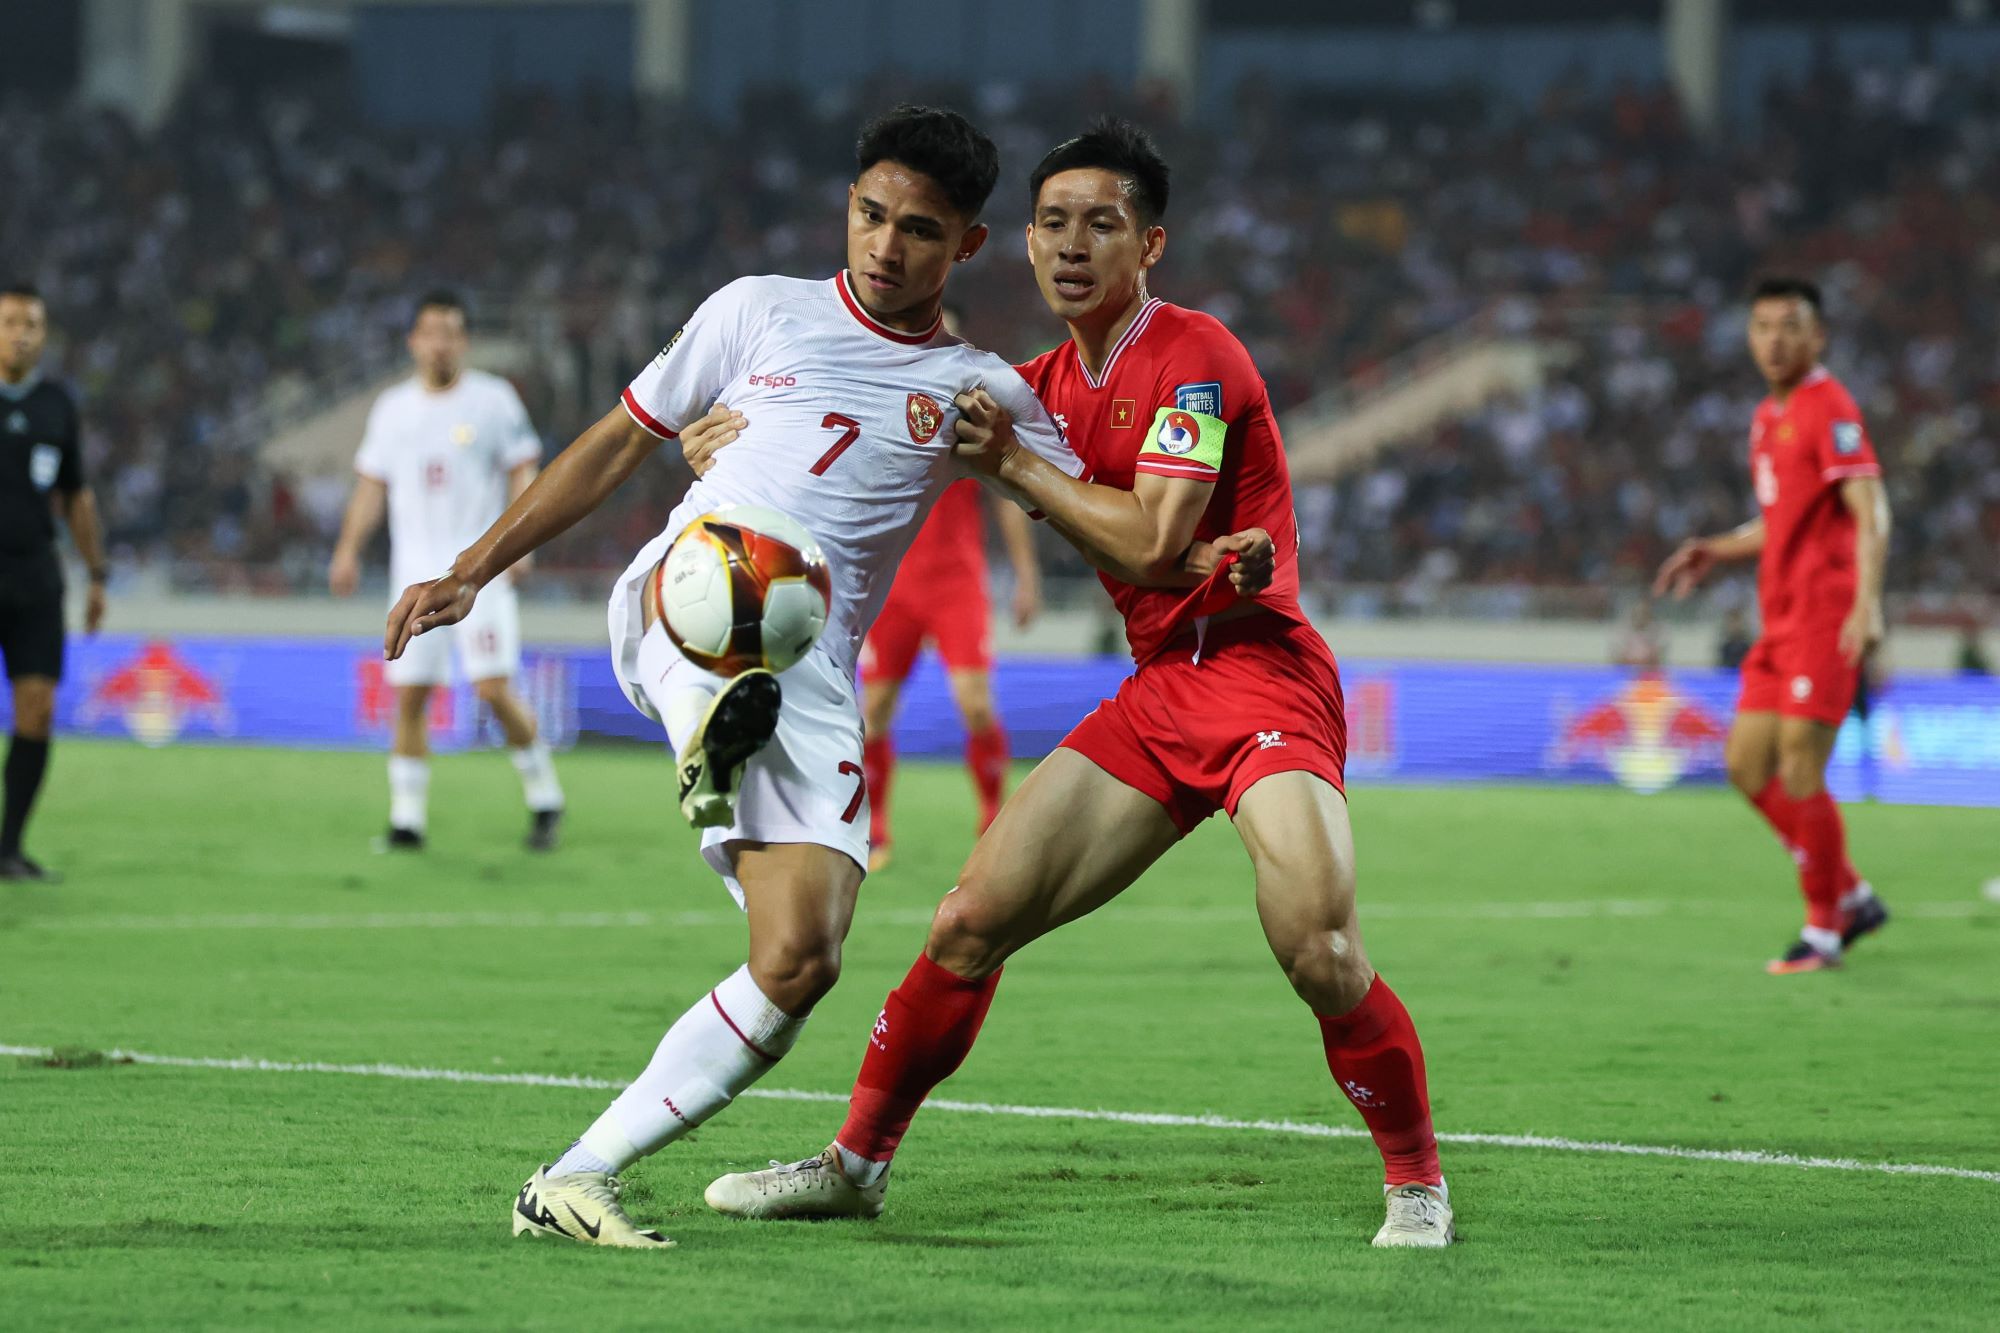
[614,273,1082,688]
[1015,299,1309,662]
[1747,367,1882,636]
[356,369,543,590]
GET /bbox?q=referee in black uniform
[1,284,106,882]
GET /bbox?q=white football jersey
[611,272,1083,689]
[355,369,543,588]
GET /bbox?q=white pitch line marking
[12,899,1681,932]
[5,1042,1995,1185]
[23,898,1991,933]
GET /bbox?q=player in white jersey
[330,291,565,851]
[381,108,1272,1250]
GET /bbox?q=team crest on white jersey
[906,393,943,444]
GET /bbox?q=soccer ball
[655,505,832,676]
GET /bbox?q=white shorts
[385,578,522,687]
[626,621,869,907]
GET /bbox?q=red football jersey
[894,477,987,587]
[1747,367,1881,635]
[1017,299,1308,662]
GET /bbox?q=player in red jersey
[1656,277,1891,975]
[861,475,1040,869]
[705,119,1453,1247]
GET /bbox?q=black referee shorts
[0,560,66,682]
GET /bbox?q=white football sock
[387,755,429,832]
[1839,880,1876,911]
[1801,924,1843,955]
[509,741,564,813]
[637,621,717,751]
[564,965,805,1173]
[833,1143,889,1187]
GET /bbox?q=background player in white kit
[383,107,1269,1250]
[330,291,565,851]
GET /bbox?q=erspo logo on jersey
[747,373,798,387]
[906,392,943,444]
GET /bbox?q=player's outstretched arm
[330,476,386,597]
[1653,517,1766,599]
[385,405,661,660]
[59,486,108,634]
[992,496,1043,627]
[1838,476,1890,664]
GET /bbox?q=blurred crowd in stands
[2,61,1994,620]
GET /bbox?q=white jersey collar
[834,272,943,346]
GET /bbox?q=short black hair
[413,288,467,327]
[855,105,999,220]
[1029,117,1171,228]
[1749,276,1823,318]
[0,282,43,304]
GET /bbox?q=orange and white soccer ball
[655,505,831,676]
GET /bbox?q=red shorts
[860,570,992,684]
[1737,630,1859,727]
[1060,616,1347,836]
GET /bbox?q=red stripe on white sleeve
[621,387,678,440]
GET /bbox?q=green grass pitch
[4,741,1998,1330]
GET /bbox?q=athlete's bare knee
[473,677,510,706]
[12,681,56,738]
[748,933,843,1016]
[1726,752,1768,797]
[1777,749,1826,801]
[957,695,997,736]
[924,875,1020,979]
[1274,927,1373,1015]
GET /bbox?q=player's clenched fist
[385,572,478,661]
[950,388,1019,473]
[1212,527,1276,595]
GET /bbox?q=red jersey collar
[834,271,943,345]
[1075,297,1164,389]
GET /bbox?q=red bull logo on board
[1550,673,1727,793]
[79,641,232,747]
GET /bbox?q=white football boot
[511,1167,675,1249]
[675,670,781,827]
[1371,1181,1455,1248]
[704,1147,889,1220]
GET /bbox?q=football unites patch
[1832,421,1864,455]
[1174,381,1223,416]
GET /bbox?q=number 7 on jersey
[811,413,861,477]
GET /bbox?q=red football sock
[1752,778,1860,894]
[863,734,893,849]
[837,954,1000,1162]
[1748,777,1799,855]
[965,723,1010,833]
[1317,975,1442,1188]
[1791,789,1850,933]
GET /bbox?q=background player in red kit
[862,472,1041,869]
[706,119,1454,1248]
[1656,277,1891,974]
